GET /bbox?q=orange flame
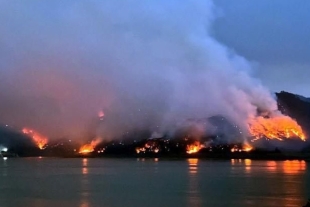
[248,115,306,142]
[242,144,253,152]
[231,144,253,152]
[186,141,204,154]
[79,139,101,154]
[22,128,48,149]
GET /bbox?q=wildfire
[186,141,204,154]
[22,128,48,150]
[79,139,101,154]
[231,144,253,152]
[135,147,146,154]
[242,144,253,152]
[248,115,306,142]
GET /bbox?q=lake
[0,158,309,207]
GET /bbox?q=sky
[213,0,310,96]
[0,0,309,140]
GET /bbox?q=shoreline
[6,152,310,162]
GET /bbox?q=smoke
[0,0,278,141]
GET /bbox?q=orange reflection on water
[82,158,88,175]
[231,159,235,165]
[244,159,252,172]
[266,160,306,175]
[188,158,198,174]
[231,159,252,172]
[80,158,90,207]
[80,201,90,207]
[266,161,277,172]
[280,161,306,207]
[187,158,201,207]
[231,159,243,165]
[282,160,306,174]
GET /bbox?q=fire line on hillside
[22,128,48,150]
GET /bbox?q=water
[0,158,309,207]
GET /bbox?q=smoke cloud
[0,0,278,141]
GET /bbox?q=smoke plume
[0,0,279,141]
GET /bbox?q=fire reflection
[279,161,306,207]
[230,160,307,207]
[80,201,90,207]
[187,159,201,207]
[282,160,306,174]
[188,158,198,174]
[82,158,88,175]
[265,160,306,175]
[266,161,277,172]
[244,159,252,173]
[230,159,242,165]
[80,158,90,207]
[230,159,252,173]
[231,159,235,165]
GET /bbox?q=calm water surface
[0,158,309,207]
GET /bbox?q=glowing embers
[22,128,48,149]
[135,139,160,154]
[135,147,146,154]
[79,139,101,154]
[186,141,205,154]
[248,115,306,142]
[230,144,253,153]
[242,145,253,152]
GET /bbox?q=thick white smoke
[0,0,278,141]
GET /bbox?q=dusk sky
[1,1,309,97]
[214,0,310,96]
[0,0,309,139]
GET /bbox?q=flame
[79,139,101,154]
[243,146,253,152]
[231,144,253,152]
[186,141,204,154]
[248,115,306,142]
[135,147,146,154]
[22,128,48,149]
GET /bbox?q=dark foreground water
[0,158,309,207]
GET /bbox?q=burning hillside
[22,128,48,150]
[79,139,101,154]
[248,115,306,142]
[186,141,205,154]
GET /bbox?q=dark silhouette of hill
[276,91,310,138]
[0,125,38,156]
